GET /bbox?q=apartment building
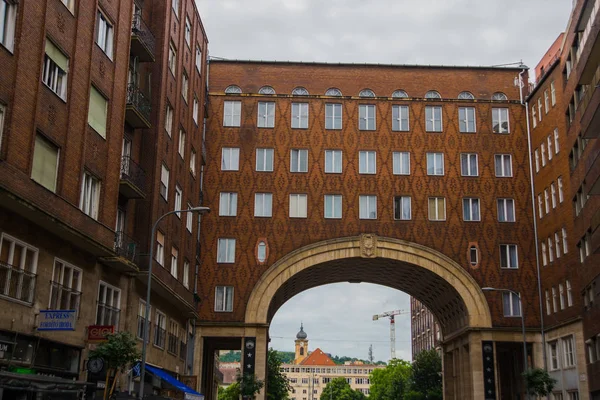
[410,297,441,358]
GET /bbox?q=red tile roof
[300,348,336,366]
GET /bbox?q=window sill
[0,294,34,307]
[0,42,14,55]
[214,310,233,313]
[500,267,519,270]
[152,344,165,350]
[42,84,67,104]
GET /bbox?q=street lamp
[139,206,210,399]
[482,287,528,395]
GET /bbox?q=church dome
[296,324,307,340]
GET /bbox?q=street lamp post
[482,287,528,397]
[138,206,210,399]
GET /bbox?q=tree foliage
[266,348,292,400]
[411,349,442,400]
[237,372,264,399]
[320,377,366,400]
[369,359,412,400]
[217,383,240,400]
[523,368,556,397]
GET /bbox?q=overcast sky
[195,0,572,363]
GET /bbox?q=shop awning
[145,364,204,400]
[0,371,93,393]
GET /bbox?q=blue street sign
[38,310,76,331]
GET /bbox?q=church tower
[294,323,308,364]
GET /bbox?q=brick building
[410,297,441,358]
[0,0,208,398]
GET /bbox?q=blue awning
[144,364,204,400]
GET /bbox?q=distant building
[410,297,441,358]
[280,325,384,399]
[218,362,240,387]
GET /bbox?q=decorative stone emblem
[48,105,57,126]
[360,233,378,258]
[99,61,106,77]
[57,13,66,33]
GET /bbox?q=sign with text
[0,341,13,358]
[87,325,114,342]
[38,310,76,331]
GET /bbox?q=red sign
[87,325,114,342]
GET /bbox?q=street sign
[38,310,76,331]
[87,325,114,342]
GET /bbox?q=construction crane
[372,309,410,360]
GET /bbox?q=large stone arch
[245,235,492,335]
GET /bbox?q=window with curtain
[43,39,69,100]
[215,286,234,312]
[88,86,108,137]
[31,135,59,192]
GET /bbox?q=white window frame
[182,71,189,102]
[492,108,510,134]
[178,129,186,158]
[428,197,446,221]
[221,147,240,171]
[548,238,554,263]
[257,102,275,128]
[160,164,169,200]
[0,104,5,151]
[497,198,515,222]
[195,45,202,72]
[544,90,550,113]
[563,336,576,367]
[458,107,476,133]
[0,234,39,304]
[325,150,343,173]
[79,172,101,220]
[219,192,238,217]
[551,183,557,209]
[43,39,69,100]
[426,153,444,176]
[290,149,308,173]
[541,143,547,166]
[183,261,190,288]
[254,193,273,217]
[460,153,478,177]
[559,283,565,310]
[168,42,177,75]
[289,194,308,218]
[256,148,274,172]
[535,149,540,172]
[324,194,342,219]
[155,231,164,266]
[165,103,174,136]
[190,149,196,177]
[325,103,342,130]
[425,106,443,132]
[359,105,376,130]
[215,286,234,312]
[555,232,561,258]
[392,105,409,131]
[171,0,179,16]
[502,291,521,317]
[184,16,191,46]
[462,198,481,222]
[549,341,559,370]
[193,96,199,125]
[566,280,573,307]
[554,128,560,153]
[359,151,377,174]
[96,281,121,327]
[500,244,519,269]
[174,185,182,217]
[186,202,193,233]
[359,195,377,219]
[170,247,178,277]
[95,10,114,59]
[541,242,547,266]
[394,196,412,221]
[562,228,569,254]
[0,0,17,52]
[223,101,241,127]
[393,152,410,175]
[291,103,309,129]
[558,177,564,202]
[217,238,236,263]
[551,81,556,106]
[538,194,544,219]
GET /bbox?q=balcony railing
[49,281,81,312]
[114,230,138,262]
[96,303,120,327]
[137,315,150,342]
[131,13,155,61]
[154,326,166,348]
[120,156,146,198]
[0,261,36,304]
[126,84,151,128]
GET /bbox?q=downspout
[520,68,547,369]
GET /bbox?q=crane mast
[373,309,409,360]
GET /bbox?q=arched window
[492,92,508,101]
[325,88,342,97]
[258,86,276,95]
[392,90,409,98]
[425,90,441,99]
[300,347,304,355]
[359,89,376,98]
[224,85,242,94]
[257,241,267,262]
[292,87,309,96]
[458,91,474,100]
[469,246,478,266]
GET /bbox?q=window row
[137,299,188,358]
[284,367,375,375]
[577,230,592,263]
[154,232,193,289]
[221,147,514,177]
[224,101,511,134]
[569,134,589,171]
[537,177,564,219]
[219,193,518,222]
[159,164,196,233]
[545,280,573,316]
[531,82,557,129]
[225,85,509,101]
[541,228,569,266]
[548,336,577,371]
[573,183,589,217]
[534,128,560,172]
[167,43,203,112]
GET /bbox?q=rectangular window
[544,90,550,113]
[324,195,342,219]
[559,283,565,310]
[219,192,238,217]
[558,177,564,202]
[224,101,241,127]
[546,290,551,315]
[492,108,510,133]
[88,86,108,137]
[289,194,308,218]
[154,310,166,348]
[551,81,556,105]
[393,152,410,175]
[193,96,199,124]
[186,203,193,232]
[183,261,190,288]
[459,107,476,133]
[79,172,101,219]
[502,292,521,317]
[563,336,576,367]
[359,151,376,174]
[0,234,38,304]
[554,128,560,153]
[538,194,544,219]
[553,287,558,313]
[165,104,173,136]
[195,45,202,72]
[549,183,557,209]
[532,106,537,128]
[0,0,17,52]
[548,238,554,263]
[184,16,191,46]
[95,10,114,59]
[359,105,376,130]
[170,247,178,277]
[254,193,273,217]
[190,149,197,177]
[256,148,274,172]
[541,242,547,266]
[96,281,121,326]
[538,98,543,122]
[393,196,411,220]
[549,341,559,370]
[359,195,377,219]
[392,105,409,131]
[425,106,442,132]
[174,185,182,217]
[155,231,164,266]
[291,149,308,172]
[460,153,478,176]
[325,150,343,173]
[137,300,151,341]
[325,103,342,130]
[217,238,236,263]
[221,147,240,171]
[494,154,512,177]
[545,189,550,214]
[535,149,540,172]
[428,197,446,221]
[31,135,59,192]
[541,143,547,166]
[160,164,169,200]
[182,71,189,102]
[43,39,69,100]
[426,153,444,176]
[497,198,515,222]
[168,320,179,354]
[171,0,179,16]
[0,104,4,150]
[168,42,177,74]
[562,228,568,253]
[215,286,234,312]
[555,232,561,258]
[291,103,309,129]
[178,129,186,158]
[258,102,275,128]
[500,244,518,269]
[463,198,481,221]
[566,280,573,307]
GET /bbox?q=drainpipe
[520,67,547,369]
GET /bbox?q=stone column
[468,331,484,400]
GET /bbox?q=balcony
[575,0,600,84]
[125,84,151,129]
[131,13,155,62]
[120,156,146,199]
[98,230,139,274]
[590,208,600,254]
[580,67,600,139]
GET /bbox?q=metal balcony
[114,231,138,262]
[125,84,152,129]
[131,13,155,62]
[120,156,146,199]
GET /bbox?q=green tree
[237,372,264,400]
[218,383,240,400]
[266,348,292,400]
[369,359,412,400]
[411,349,442,400]
[320,377,366,400]
[89,332,141,400]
